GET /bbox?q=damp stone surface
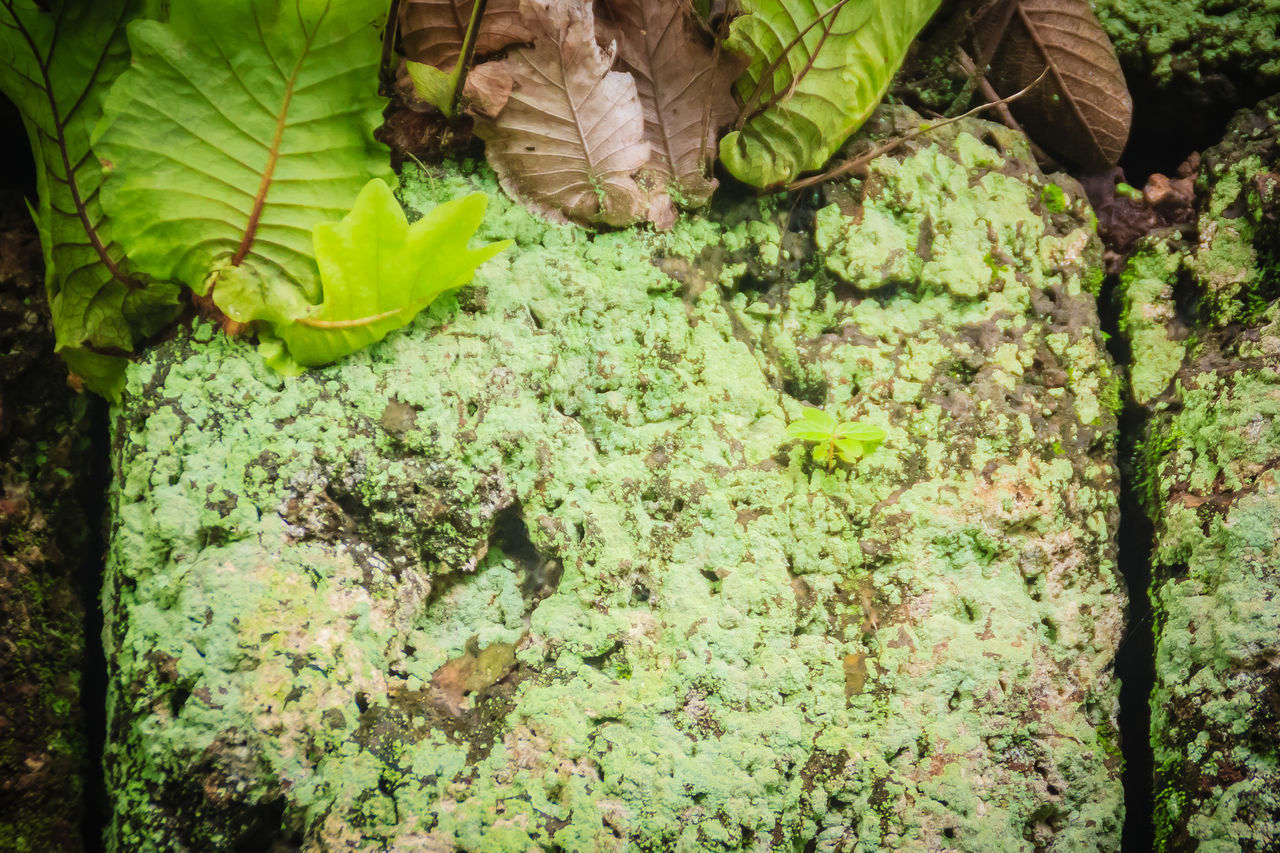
[1122,97,1280,852]
[104,118,1126,852]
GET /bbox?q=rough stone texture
[0,222,91,851]
[1124,98,1280,851]
[1095,0,1280,159]
[1116,242,1186,407]
[1096,0,1280,103]
[105,117,1125,852]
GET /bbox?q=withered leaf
[595,0,739,226]
[972,0,1132,169]
[401,0,530,69]
[429,636,518,717]
[469,0,649,227]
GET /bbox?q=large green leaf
[720,0,942,188]
[0,0,182,398]
[94,0,393,325]
[273,178,510,368]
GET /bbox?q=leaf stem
[379,0,403,96]
[700,6,732,178]
[448,0,489,114]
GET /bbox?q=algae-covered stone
[1129,100,1280,851]
[1095,0,1280,144]
[1116,242,1186,407]
[1096,0,1280,96]
[104,118,1124,851]
[1188,96,1280,327]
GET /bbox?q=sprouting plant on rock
[785,406,886,469]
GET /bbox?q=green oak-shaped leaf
[274,179,511,368]
[720,0,942,188]
[0,0,181,398]
[786,406,886,466]
[94,0,393,325]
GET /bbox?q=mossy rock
[1126,97,1280,851]
[1095,0,1280,164]
[104,118,1125,851]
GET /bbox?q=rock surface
[1095,0,1280,159]
[105,117,1126,851]
[1122,97,1280,851]
[0,222,93,852]
[1096,0,1280,103]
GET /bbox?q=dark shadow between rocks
[1100,272,1157,853]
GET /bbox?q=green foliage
[785,406,885,467]
[270,178,510,369]
[406,60,464,117]
[93,0,394,326]
[402,0,486,117]
[0,0,181,399]
[1,0,517,394]
[719,0,943,188]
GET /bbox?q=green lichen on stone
[1095,0,1280,99]
[104,120,1124,851]
[1186,97,1280,326]
[1116,241,1186,406]
[1129,97,1280,852]
[1041,184,1067,215]
[1140,316,1280,849]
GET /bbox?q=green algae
[1189,97,1280,326]
[1127,98,1280,851]
[1041,184,1067,214]
[104,121,1124,851]
[1095,0,1280,97]
[1140,325,1280,847]
[0,262,92,852]
[1116,242,1186,406]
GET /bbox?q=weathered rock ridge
[1119,96,1280,851]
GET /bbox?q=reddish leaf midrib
[7,0,138,290]
[232,63,303,266]
[232,16,323,268]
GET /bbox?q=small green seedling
[786,407,886,469]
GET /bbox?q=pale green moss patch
[104,126,1124,852]
[1118,242,1187,405]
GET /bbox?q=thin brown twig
[954,47,1057,168]
[781,67,1049,193]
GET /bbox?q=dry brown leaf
[595,0,739,225]
[401,0,530,69]
[972,0,1132,169]
[428,636,518,716]
[469,0,649,227]
[462,63,512,118]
